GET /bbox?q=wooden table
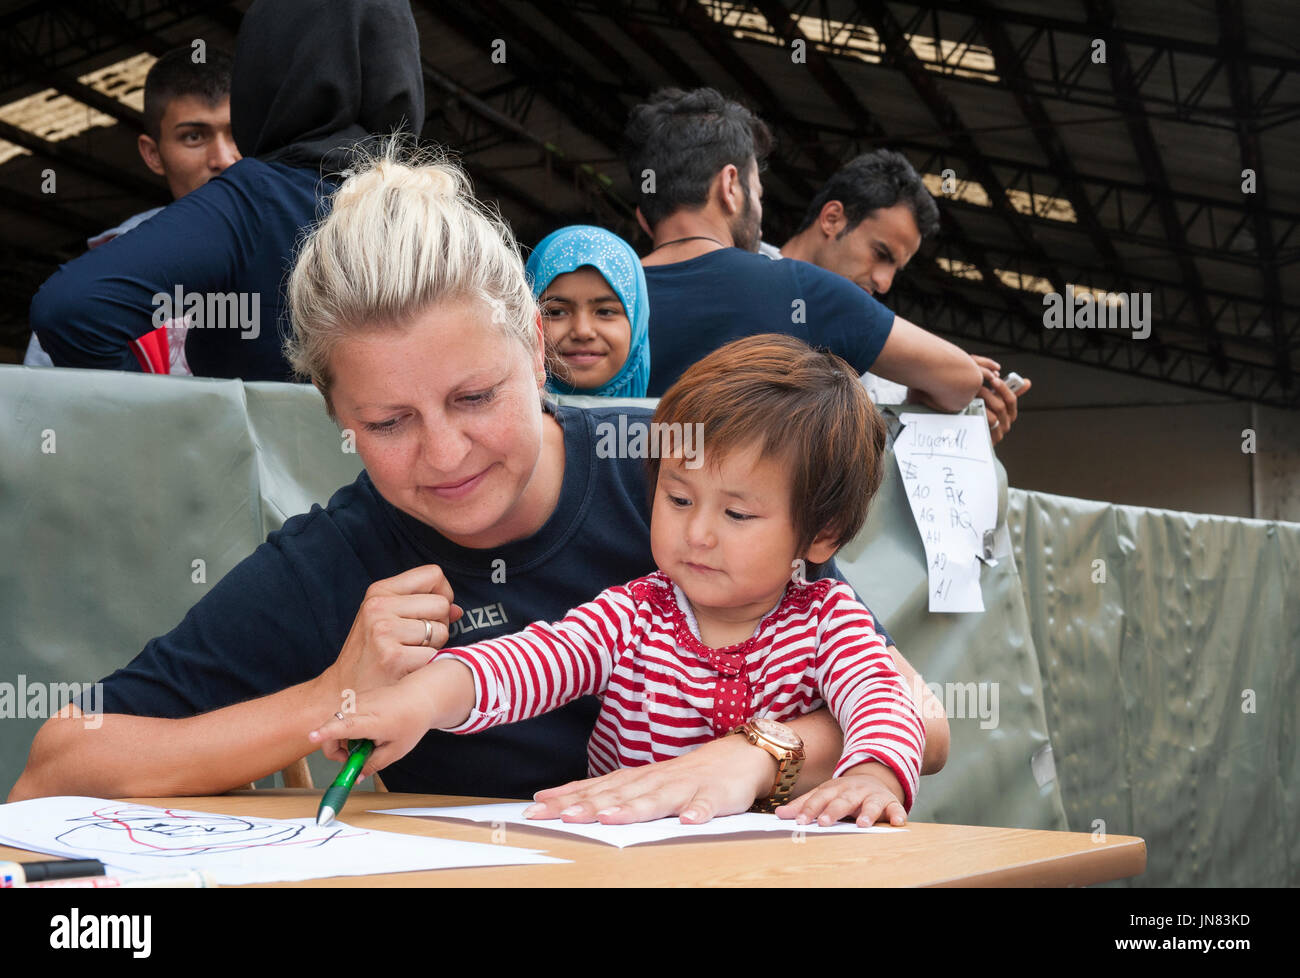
[0,790,1145,887]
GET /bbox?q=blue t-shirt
[91,403,892,797]
[643,248,896,397]
[30,158,326,381]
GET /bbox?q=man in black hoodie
[30,0,424,381]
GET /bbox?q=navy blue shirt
[643,248,896,397]
[30,158,326,381]
[91,403,892,797]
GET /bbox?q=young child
[310,334,925,826]
[526,225,651,398]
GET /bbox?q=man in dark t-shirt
[29,0,423,381]
[25,48,241,375]
[623,88,982,405]
[642,247,895,397]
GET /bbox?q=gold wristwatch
[732,717,805,813]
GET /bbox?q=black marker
[1,858,105,886]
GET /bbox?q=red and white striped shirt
[434,570,925,809]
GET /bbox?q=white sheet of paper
[894,413,998,613]
[0,797,567,885]
[370,803,905,848]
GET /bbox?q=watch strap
[732,722,804,813]
[751,750,801,813]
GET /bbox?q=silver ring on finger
[334,712,345,721]
[422,618,435,648]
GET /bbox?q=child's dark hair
[648,334,888,558]
[143,47,234,140]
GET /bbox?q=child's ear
[804,529,839,567]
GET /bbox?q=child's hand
[774,761,908,828]
[308,679,434,777]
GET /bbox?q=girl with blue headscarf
[525,225,651,399]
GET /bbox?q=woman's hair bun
[329,139,465,208]
[423,167,459,198]
[286,134,540,400]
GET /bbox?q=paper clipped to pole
[894,414,998,613]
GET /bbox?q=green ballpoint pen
[316,739,374,826]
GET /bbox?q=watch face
[752,717,802,750]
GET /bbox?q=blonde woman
[12,145,948,822]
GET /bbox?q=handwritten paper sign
[895,414,997,613]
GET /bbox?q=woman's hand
[318,564,463,702]
[523,733,776,825]
[775,761,908,827]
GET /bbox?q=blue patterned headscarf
[525,225,651,399]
